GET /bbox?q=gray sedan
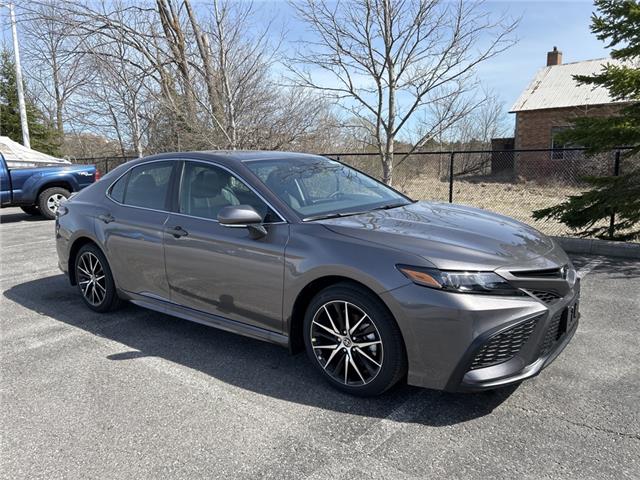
[55,151,580,396]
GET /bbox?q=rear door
[163,161,288,333]
[98,160,178,300]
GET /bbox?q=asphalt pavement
[1,207,638,479]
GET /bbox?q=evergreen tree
[533,0,640,241]
[0,50,60,156]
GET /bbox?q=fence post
[608,150,621,240]
[448,152,455,203]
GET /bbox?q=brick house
[506,48,628,177]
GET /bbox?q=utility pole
[8,2,30,148]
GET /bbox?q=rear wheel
[38,187,70,219]
[75,244,122,312]
[20,206,40,216]
[303,283,407,396]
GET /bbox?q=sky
[251,0,610,137]
[473,0,609,112]
[266,0,610,131]
[1,0,611,137]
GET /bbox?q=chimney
[547,46,563,66]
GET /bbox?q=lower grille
[530,290,562,304]
[540,310,563,356]
[469,317,538,370]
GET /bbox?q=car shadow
[0,211,46,224]
[4,274,519,426]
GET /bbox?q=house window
[551,126,573,160]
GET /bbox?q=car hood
[318,201,559,271]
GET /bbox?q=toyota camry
[55,151,580,396]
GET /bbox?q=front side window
[246,157,411,220]
[112,162,174,210]
[179,162,271,221]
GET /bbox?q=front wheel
[38,187,70,220]
[303,283,407,396]
[75,244,122,312]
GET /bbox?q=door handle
[98,213,115,224]
[168,226,189,238]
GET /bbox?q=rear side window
[112,162,174,210]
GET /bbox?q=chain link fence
[72,148,639,240]
[71,156,136,174]
[327,148,638,239]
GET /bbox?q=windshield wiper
[371,202,410,211]
[303,210,369,221]
[303,203,410,221]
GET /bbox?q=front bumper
[381,278,580,392]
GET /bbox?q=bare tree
[18,0,354,156]
[155,0,196,119]
[183,0,225,136]
[287,0,517,184]
[20,1,91,137]
[52,1,158,157]
[452,93,509,147]
[446,94,510,176]
[86,38,148,157]
[204,0,283,149]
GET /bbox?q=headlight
[397,265,525,296]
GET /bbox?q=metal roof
[510,58,628,112]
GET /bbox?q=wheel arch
[287,275,400,354]
[68,236,105,285]
[37,181,73,199]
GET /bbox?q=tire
[38,187,70,220]
[303,282,407,396]
[20,206,41,216]
[74,243,122,313]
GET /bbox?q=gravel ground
[1,207,639,480]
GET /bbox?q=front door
[164,161,288,333]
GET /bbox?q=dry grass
[397,174,588,237]
[339,152,638,240]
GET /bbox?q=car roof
[134,150,326,168]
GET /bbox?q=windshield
[245,157,412,220]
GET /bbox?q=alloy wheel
[310,300,383,386]
[76,252,107,306]
[46,193,65,214]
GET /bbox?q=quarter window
[109,172,128,203]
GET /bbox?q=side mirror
[218,205,267,238]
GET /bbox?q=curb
[553,236,640,259]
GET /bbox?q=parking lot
[1,206,638,479]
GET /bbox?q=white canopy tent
[0,136,70,168]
